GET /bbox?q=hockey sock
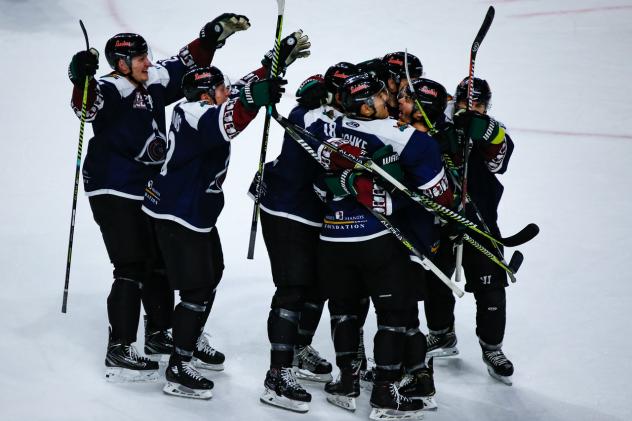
[107,277,142,343]
[424,276,456,332]
[474,288,506,346]
[403,306,427,373]
[268,307,300,368]
[199,289,217,331]
[172,287,212,356]
[329,299,360,370]
[374,310,407,381]
[141,269,174,332]
[296,297,324,347]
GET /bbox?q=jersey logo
[133,90,154,111]
[345,121,360,128]
[135,120,167,165]
[335,211,344,220]
[480,275,492,285]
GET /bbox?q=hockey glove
[324,171,392,215]
[431,122,461,155]
[261,30,311,74]
[454,110,505,145]
[317,139,365,171]
[200,13,250,49]
[68,48,99,86]
[296,74,327,109]
[240,77,287,110]
[371,145,404,183]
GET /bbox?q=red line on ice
[512,128,632,140]
[510,5,632,18]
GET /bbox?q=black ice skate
[369,380,424,420]
[163,357,214,399]
[144,329,173,361]
[426,326,459,358]
[399,357,437,410]
[325,368,361,411]
[105,337,159,383]
[482,346,514,386]
[292,345,333,382]
[192,332,225,371]
[260,367,312,413]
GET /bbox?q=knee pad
[271,285,305,312]
[376,310,409,331]
[112,262,146,286]
[474,288,506,313]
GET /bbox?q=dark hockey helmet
[181,66,225,101]
[382,51,423,83]
[356,58,390,84]
[324,62,359,95]
[295,74,327,108]
[105,33,149,70]
[406,78,448,124]
[455,76,492,107]
[340,72,386,115]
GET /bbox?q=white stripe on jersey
[319,229,390,243]
[84,189,143,200]
[180,100,215,130]
[141,205,214,233]
[418,167,446,190]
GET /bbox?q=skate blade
[487,366,513,386]
[260,388,309,413]
[163,382,213,399]
[192,358,224,371]
[105,367,159,383]
[369,407,424,420]
[426,347,459,359]
[326,394,357,411]
[293,367,333,383]
[421,396,437,410]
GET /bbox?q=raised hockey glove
[200,13,250,49]
[68,48,99,86]
[454,110,505,145]
[296,74,327,109]
[371,145,404,183]
[240,77,287,110]
[262,30,311,74]
[317,139,365,171]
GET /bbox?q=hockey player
[141,65,286,399]
[404,76,516,385]
[67,14,249,382]
[250,73,336,413]
[142,29,309,399]
[307,73,451,419]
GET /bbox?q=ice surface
[1,0,631,420]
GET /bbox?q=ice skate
[192,332,225,371]
[105,338,159,383]
[144,328,173,362]
[399,358,437,410]
[260,367,311,413]
[426,326,459,358]
[325,368,360,411]
[292,345,333,382]
[482,347,513,386]
[163,357,214,399]
[370,380,424,420]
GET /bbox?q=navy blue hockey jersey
[248,105,341,226]
[72,57,190,200]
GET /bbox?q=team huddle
[68,10,522,421]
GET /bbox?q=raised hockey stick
[455,5,495,283]
[271,111,521,277]
[277,110,464,297]
[247,0,286,260]
[62,19,90,314]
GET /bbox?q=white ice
[1,0,631,420]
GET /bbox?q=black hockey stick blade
[501,223,540,247]
[508,251,524,277]
[472,6,495,55]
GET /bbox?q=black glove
[454,110,504,145]
[295,74,327,109]
[261,30,310,74]
[431,122,461,155]
[68,48,99,86]
[200,13,250,49]
[240,77,287,110]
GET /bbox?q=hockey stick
[247,0,286,260]
[277,109,464,297]
[271,111,520,277]
[62,19,90,314]
[455,5,495,283]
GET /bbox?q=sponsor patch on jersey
[133,90,153,110]
[335,211,344,220]
[345,121,360,128]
